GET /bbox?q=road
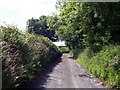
[27,53,108,88]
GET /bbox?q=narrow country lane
[27,53,108,88]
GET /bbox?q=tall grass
[77,46,120,88]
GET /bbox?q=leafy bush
[77,46,120,88]
[0,25,62,88]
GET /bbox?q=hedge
[0,25,62,88]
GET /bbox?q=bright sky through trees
[0,0,57,30]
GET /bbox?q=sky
[0,0,57,31]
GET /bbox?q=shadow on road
[25,56,62,89]
[67,55,75,60]
[68,56,75,60]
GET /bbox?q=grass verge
[77,46,120,88]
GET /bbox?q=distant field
[59,46,69,53]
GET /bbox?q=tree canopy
[26,15,58,41]
[55,2,120,54]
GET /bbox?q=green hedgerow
[1,25,62,88]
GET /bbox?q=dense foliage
[26,15,58,42]
[77,46,120,88]
[55,2,120,88]
[0,25,62,88]
[56,2,120,55]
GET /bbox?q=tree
[26,15,58,41]
[55,2,120,55]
